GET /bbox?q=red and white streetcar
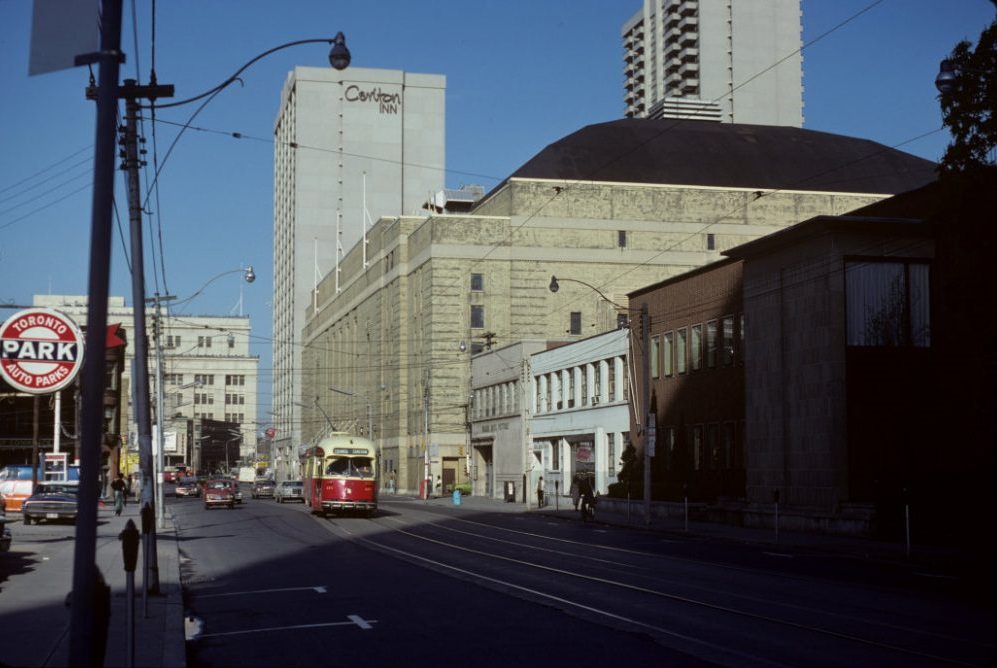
[300,433,377,517]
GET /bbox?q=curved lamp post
[72,18,349,663]
[548,275,627,311]
[549,275,652,525]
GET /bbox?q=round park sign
[0,308,85,394]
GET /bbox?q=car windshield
[282,482,302,489]
[35,484,77,496]
[325,457,374,478]
[208,481,230,490]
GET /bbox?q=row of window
[658,421,745,472]
[224,413,246,423]
[164,374,248,387]
[163,335,236,349]
[650,313,743,379]
[534,356,628,413]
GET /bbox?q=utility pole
[148,293,176,530]
[117,77,174,591]
[641,304,652,525]
[69,1,123,663]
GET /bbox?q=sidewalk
[0,500,186,668]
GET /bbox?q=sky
[1,0,994,423]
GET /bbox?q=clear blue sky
[1,0,994,422]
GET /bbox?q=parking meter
[120,519,139,572]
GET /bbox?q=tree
[938,16,996,174]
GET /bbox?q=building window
[663,331,674,377]
[706,320,718,368]
[470,273,484,292]
[691,425,703,471]
[650,335,660,378]
[722,422,736,469]
[663,426,675,471]
[197,336,212,348]
[676,328,687,374]
[691,324,702,371]
[569,311,582,335]
[618,230,627,248]
[707,233,715,250]
[617,313,629,329]
[707,423,720,470]
[194,374,214,386]
[225,375,245,386]
[165,335,181,348]
[845,260,930,347]
[721,316,734,366]
[470,305,485,329]
[607,433,616,476]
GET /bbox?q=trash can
[504,481,515,502]
[452,489,462,506]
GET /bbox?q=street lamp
[70,21,351,663]
[935,59,959,94]
[549,275,652,525]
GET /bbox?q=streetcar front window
[325,457,374,478]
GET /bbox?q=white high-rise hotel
[622,0,803,125]
[272,67,445,463]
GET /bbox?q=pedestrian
[110,474,126,516]
[537,476,545,508]
[570,474,580,510]
[389,470,396,494]
[435,475,442,498]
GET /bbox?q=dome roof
[508,119,937,194]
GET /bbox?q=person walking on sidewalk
[537,476,545,508]
[111,474,127,516]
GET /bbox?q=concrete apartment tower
[622,0,803,125]
[272,67,445,464]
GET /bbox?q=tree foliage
[938,17,996,173]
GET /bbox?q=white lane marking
[348,614,374,629]
[763,552,794,559]
[195,617,378,639]
[199,585,327,599]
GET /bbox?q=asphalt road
[172,492,995,668]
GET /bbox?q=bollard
[773,489,781,544]
[683,483,689,532]
[120,519,139,668]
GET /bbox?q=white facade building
[622,0,803,126]
[470,330,631,503]
[272,66,445,469]
[32,295,260,466]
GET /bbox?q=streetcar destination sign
[0,308,85,394]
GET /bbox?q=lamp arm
[146,38,338,110]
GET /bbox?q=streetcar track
[403,517,991,651]
[342,513,982,666]
[320,520,791,668]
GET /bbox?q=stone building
[299,119,935,496]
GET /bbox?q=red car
[202,479,236,510]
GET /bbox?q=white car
[274,480,304,503]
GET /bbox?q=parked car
[251,478,275,499]
[203,479,235,510]
[274,480,304,503]
[22,482,80,525]
[0,507,11,552]
[174,477,200,498]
